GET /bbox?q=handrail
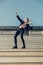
[0,26,43,31]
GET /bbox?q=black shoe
[12,46,18,49]
[22,47,26,49]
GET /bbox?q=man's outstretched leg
[14,35,17,48]
[12,29,20,49]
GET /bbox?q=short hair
[27,18,29,23]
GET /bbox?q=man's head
[24,18,29,24]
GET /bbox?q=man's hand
[16,11,18,16]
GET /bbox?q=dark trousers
[14,28,25,47]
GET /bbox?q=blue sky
[0,0,43,26]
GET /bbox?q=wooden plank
[0,51,43,57]
[0,48,43,52]
[0,57,43,63]
[0,64,43,65]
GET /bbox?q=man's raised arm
[16,12,24,24]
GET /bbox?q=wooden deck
[0,30,43,65]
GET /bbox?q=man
[12,12,30,49]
